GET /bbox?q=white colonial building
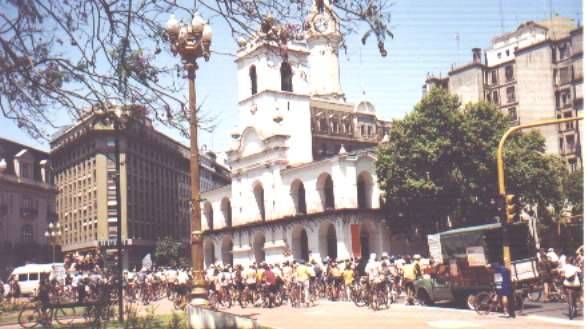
[201,1,394,267]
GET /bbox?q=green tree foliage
[564,168,583,215]
[154,236,183,267]
[376,87,570,232]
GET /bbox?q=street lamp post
[44,222,62,263]
[165,13,212,307]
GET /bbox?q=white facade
[201,2,392,267]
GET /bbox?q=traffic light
[504,194,521,223]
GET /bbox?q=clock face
[313,14,329,33]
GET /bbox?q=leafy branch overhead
[0,0,394,140]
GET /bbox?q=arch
[253,182,266,221]
[253,232,266,263]
[21,224,33,242]
[291,225,309,261]
[204,239,215,267]
[316,173,335,210]
[357,171,374,209]
[318,222,337,260]
[203,202,214,230]
[249,65,258,95]
[359,221,379,259]
[280,62,293,92]
[221,236,234,266]
[290,179,307,215]
[221,198,232,227]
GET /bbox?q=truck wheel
[466,294,477,310]
[417,289,433,306]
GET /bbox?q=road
[0,298,581,329]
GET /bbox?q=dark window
[508,107,517,122]
[492,90,499,105]
[505,65,514,81]
[280,62,293,92]
[249,65,258,95]
[20,163,30,178]
[491,71,497,84]
[506,87,515,103]
[21,224,33,242]
[254,184,265,221]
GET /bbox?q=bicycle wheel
[568,289,575,320]
[474,292,493,315]
[54,306,77,326]
[18,306,41,329]
[516,292,525,315]
[526,285,542,302]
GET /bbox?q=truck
[413,222,539,307]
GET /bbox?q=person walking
[491,262,515,318]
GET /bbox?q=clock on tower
[305,0,344,100]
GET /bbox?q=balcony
[20,207,39,219]
[561,145,577,156]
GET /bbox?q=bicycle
[565,286,582,320]
[474,286,524,316]
[18,301,77,328]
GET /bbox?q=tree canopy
[0,0,394,140]
[376,87,570,235]
[154,236,184,267]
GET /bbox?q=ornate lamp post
[44,222,62,263]
[165,13,212,307]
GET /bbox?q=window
[505,49,510,56]
[559,44,568,60]
[559,67,570,85]
[564,112,574,130]
[249,65,258,95]
[505,65,514,81]
[253,183,265,221]
[29,273,38,281]
[497,52,502,59]
[506,87,515,103]
[20,163,30,178]
[492,90,500,105]
[21,224,33,242]
[280,62,293,92]
[491,71,497,84]
[508,107,517,122]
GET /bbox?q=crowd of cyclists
[1,247,582,317]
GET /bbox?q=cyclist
[295,260,315,305]
[561,256,582,318]
[401,256,416,305]
[327,260,343,300]
[342,263,354,300]
[262,264,277,308]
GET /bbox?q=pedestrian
[490,262,515,318]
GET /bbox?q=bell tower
[306,0,344,100]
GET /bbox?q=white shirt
[365,261,380,280]
[177,271,189,285]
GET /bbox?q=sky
[0,0,582,155]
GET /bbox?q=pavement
[0,298,582,329]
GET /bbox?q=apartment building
[0,137,57,275]
[424,16,583,171]
[50,105,230,268]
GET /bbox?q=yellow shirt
[295,265,312,282]
[256,269,265,282]
[342,269,354,285]
[402,264,416,281]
